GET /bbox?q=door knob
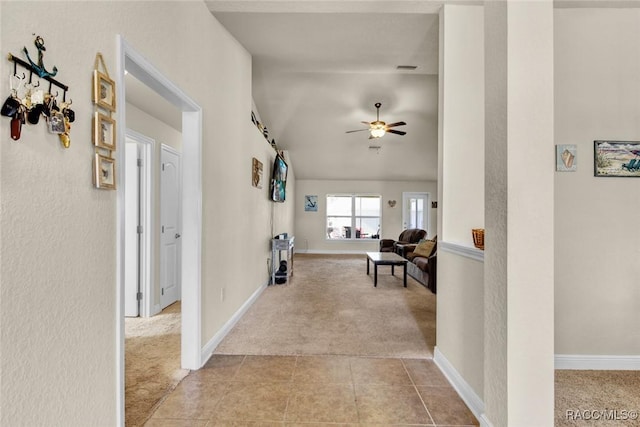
[175,233,181,239]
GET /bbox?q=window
[326,195,381,240]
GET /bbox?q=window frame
[326,193,382,241]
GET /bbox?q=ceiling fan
[345,102,407,139]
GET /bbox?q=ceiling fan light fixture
[370,127,386,138]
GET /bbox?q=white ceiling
[210,4,442,181]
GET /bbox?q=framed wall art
[556,144,577,172]
[252,157,263,188]
[93,153,116,190]
[304,195,318,212]
[92,69,116,112]
[93,112,116,150]
[594,140,640,177]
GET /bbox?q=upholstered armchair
[379,228,427,253]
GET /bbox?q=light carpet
[555,370,640,426]
[125,301,188,427]
[214,254,437,358]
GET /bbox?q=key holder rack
[7,53,69,102]
[3,35,74,147]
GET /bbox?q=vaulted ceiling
[129,1,637,181]
[208,1,444,181]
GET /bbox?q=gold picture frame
[92,69,116,112]
[93,153,116,190]
[252,157,264,188]
[93,111,116,151]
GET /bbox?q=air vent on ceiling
[396,65,418,70]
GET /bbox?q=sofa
[379,228,427,253]
[396,238,437,294]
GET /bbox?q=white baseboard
[200,281,268,365]
[434,347,491,427]
[555,354,640,370]
[296,249,366,255]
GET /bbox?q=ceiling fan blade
[386,121,406,128]
[361,121,372,126]
[345,128,370,133]
[386,129,406,136]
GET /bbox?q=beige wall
[294,179,437,253]
[436,3,486,408]
[554,8,640,356]
[439,5,485,247]
[484,1,555,425]
[0,2,294,425]
[126,102,182,151]
[436,250,484,397]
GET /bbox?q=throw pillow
[412,240,435,258]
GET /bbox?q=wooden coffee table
[366,252,408,287]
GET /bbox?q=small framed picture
[93,153,116,190]
[93,112,116,151]
[252,157,264,188]
[594,140,640,177]
[304,195,318,212]
[556,144,577,172]
[92,70,116,111]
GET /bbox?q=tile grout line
[208,354,247,424]
[401,358,438,427]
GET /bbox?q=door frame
[160,143,182,309]
[125,129,156,317]
[402,192,431,235]
[116,35,203,427]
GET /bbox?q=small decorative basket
[472,228,485,250]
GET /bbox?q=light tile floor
[146,354,478,426]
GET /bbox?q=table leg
[367,257,370,275]
[403,263,407,287]
[391,264,395,276]
[374,263,378,287]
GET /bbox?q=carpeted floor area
[125,301,188,427]
[214,254,437,358]
[555,370,640,426]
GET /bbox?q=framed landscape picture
[594,140,640,177]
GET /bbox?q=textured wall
[505,2,555,424]
[0,2,294,425]
[483,2,509,425]
[555,8,640,355]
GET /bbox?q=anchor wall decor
[4,35,73,147]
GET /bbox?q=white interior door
[124,142,140,317]
[160,145,182,309]
[402,192,431,235]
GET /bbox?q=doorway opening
[402,192,431,236]
[124,130,154,318]
[116,35,203,426]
